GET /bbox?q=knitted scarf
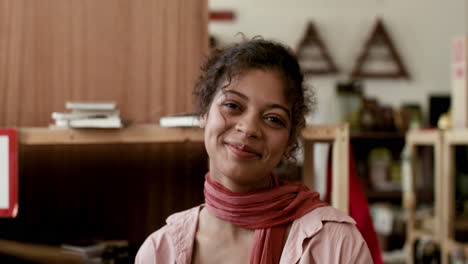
[204,173,327,264]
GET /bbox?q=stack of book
[51,101,123,128]
[159,113,200,127]
[61,239,129,264]
[61,242,106,263]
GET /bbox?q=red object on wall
[209,11,235,21]
[0,128,18,218]
[325,146,383,264]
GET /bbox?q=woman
[136,39,373,264]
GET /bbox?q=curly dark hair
[193,38,314,156]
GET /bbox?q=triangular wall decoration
[350,18,410,80]
[296,22,339,76]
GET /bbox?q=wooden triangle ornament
[351,18,410,80]
[296,22,339,76]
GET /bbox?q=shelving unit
[404,129,468,263]
[442,130,468,264]
[404,129,443,264]
[17,124,349,212]
[1,124,350,263]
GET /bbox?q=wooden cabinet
[405,129,468,264]
[0,124,350,263]
[441,130,468,264]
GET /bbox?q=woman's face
[200,69,291,192]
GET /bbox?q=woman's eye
[223,102,240,110]
[266,116,285,127]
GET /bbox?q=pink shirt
[135,205,373,264]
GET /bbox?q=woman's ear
[283,140,296,160]
[199,114,207,128]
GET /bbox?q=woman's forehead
[220,69,290,98]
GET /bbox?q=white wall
[209,0,467,195]
[209,0,467,124]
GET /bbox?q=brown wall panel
[0,0,208,126]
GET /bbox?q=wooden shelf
[17,124,348,145]
[445,129,468,144]
[406,129,441,145]
[411,229,437,242]
[350,131,405,139]
[18,125,204,145]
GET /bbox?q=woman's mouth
[226,143,261,159]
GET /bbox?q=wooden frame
[351,18,410,80]
[301,124,349,213]
[404,129,443,264]
[296,21,339,76]
[441,130,468,264]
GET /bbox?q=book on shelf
[159,113,200,127]
[65,101,117,111]
[61,239,129,263]
[52,101,123,129]
[61,242,106,259]
[52,110,120,121]
[54,116,123,128]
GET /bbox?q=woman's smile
[225,142,262,160]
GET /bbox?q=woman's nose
[235,112,260,138]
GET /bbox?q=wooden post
[301,124,349,213]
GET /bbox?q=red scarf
[204,173,327,264]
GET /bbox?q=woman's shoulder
[295,206,356,229]
[135,205,202,264]
[294,206,364,243]
[283,206,373,264]
[148,205,201,239]
[165,205,201,225]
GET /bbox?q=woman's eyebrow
[265,103,291,118]
[224,90,291,117]
[224,89,248,100]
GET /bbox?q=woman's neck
[208,168,272,193]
